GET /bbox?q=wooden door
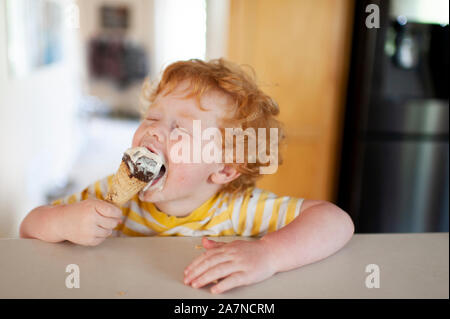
[227,0,354,201]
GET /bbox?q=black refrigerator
[337,0,449,233]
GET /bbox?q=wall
[206,0,229,60]
[227,0,354,201]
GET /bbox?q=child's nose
[145,125,165,146]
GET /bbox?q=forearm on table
[261,201,354,273]
[19,205,65,242]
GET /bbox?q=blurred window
[6,0,65,77]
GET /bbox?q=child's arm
[261,200,354,272]
[183,200,354,294]
[20,199,123,246]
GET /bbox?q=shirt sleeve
[50,175,113,206]
[230,187,304,237]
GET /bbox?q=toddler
[20,59,354,294]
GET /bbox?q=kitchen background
[0,0,447,237]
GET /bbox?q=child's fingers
[96,215,121,230]
[94,201,122,219]
[184,252,234,285]
[202,237,225,249]
[86,237,105,247]
[184,248,225,276]
[189,261,238,289]
[94,225,113,238]
[210,271,248,294]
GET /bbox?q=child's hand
[58,199,122,246]
[183,237,278,294]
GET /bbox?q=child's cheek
[169,164,208,189]
[131,125,146,147]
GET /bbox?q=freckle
[195,245,203,249]
[117,291,126,296]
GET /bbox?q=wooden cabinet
[227,0,354,201]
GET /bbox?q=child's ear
[210,164,241,185]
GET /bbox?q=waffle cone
[106,161,147,206]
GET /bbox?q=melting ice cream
[122,146,165,184]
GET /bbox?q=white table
[0,233,448,299]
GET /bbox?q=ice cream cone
[106,161,147,206]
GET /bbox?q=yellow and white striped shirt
[52,175,304,237]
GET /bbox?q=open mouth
[141,163,166,193]
[137,143,167,193]
[150,165,166,186]
[143,144,160,157]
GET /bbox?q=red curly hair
[140,58,285,194]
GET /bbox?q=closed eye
[172,123,191,135]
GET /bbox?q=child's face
[131,81,233,204]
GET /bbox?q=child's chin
[138,190,153,202]
[138,188,164,202]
